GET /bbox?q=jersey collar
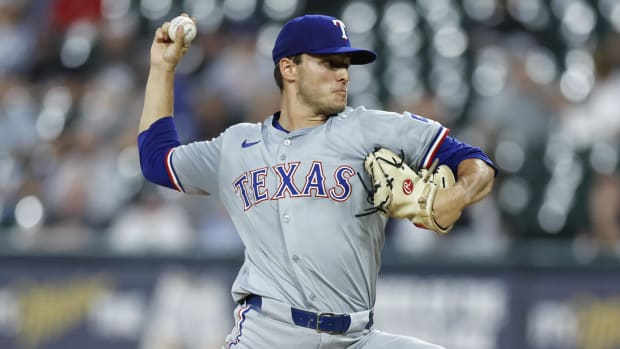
[271,111,340,134]
[272,111,290,133]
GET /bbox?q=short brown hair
[273,55,303,92]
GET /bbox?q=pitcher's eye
[324,59,350,69]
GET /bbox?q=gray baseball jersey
[168,106,447,314]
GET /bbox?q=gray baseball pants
[223,297,445,349]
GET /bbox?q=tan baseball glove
[358,148,456,234]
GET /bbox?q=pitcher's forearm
[431,158,494,228]
[456,158,495,206]
[139,67,176,133]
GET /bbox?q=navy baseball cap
[272,15,377,65]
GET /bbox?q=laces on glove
[356,152,440,218]
[355,148,407,217]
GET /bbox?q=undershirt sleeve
[435,136,497,177]
[137,116,184,191]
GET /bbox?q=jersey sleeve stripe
[422,127,450,169]
[165,148,184,192]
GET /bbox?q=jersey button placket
[278,139,290,161]
[277,138,305,293]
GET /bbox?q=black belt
[244,294,373,334]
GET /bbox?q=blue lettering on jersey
[302,161,328,197]
[409,112,429,123]
[232,162,356,209]
[233,173,252,211]
[272,162,302,199]
[250,168,269,203]
[329,166,355,201]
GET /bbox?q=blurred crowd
[0,0,618,259]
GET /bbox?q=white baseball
[168,16,197,45]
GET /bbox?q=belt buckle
[316,312,339,334]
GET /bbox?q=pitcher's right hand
[150,14,196,71]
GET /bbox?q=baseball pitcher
[138,14,496,349]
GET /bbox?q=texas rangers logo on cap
[272,14,377,65]
[331,19,348,40]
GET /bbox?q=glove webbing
[355,150,440,218]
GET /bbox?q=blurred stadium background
[0,0,619,348]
